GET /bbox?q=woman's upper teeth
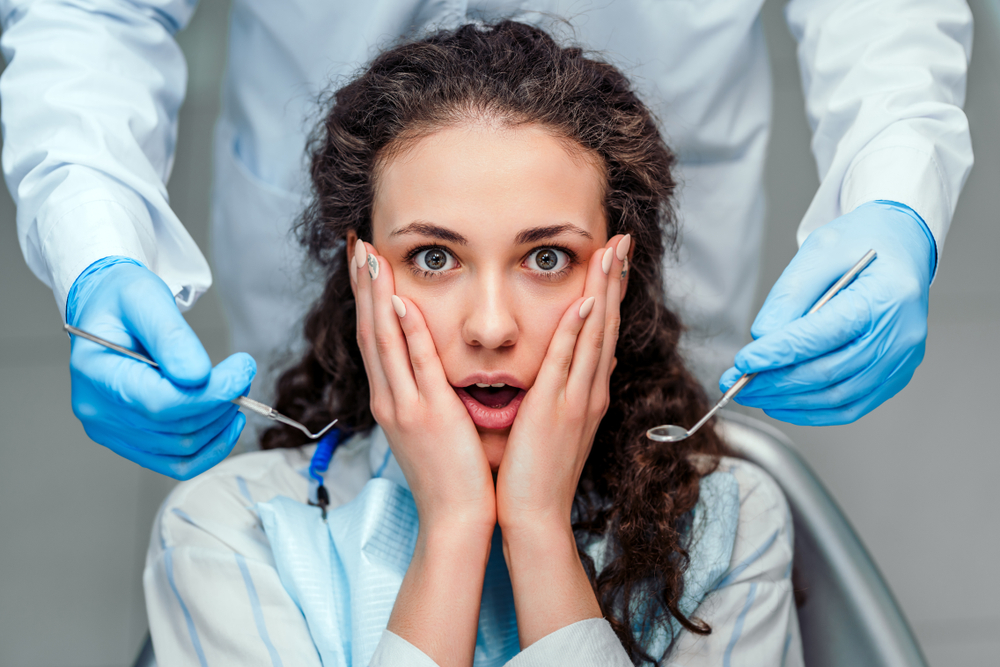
[475,382,506,388]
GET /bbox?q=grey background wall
[0,1,997,664]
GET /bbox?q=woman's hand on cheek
[354,239,494,666]
[495,234,629,536]
[351,240,496,535]
[494,235,628,646]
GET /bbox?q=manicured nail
[579,296,596,319]
[601,247,614,275]
[354,239,367,270]
[616,234,631,262]
[391,295,406,318]
[621,257,629,279]
[367,254,379,280]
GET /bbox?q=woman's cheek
[404,290,464,366]
[521,291,577,371]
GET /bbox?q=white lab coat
[0,0,974,389]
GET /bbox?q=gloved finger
[86,402,242,456]
[76,375,245,435]
[718,366,744,394]
[75,352,255,423]
[734,286,872,375]
[133,398,243,435]
[733,329,885,400]
[750,230,874,339]
[760,360,917,427]
[98,412,246,480]
[117,270,213,388]
[734,342,923,411]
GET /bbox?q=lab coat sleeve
[370,630,445,667]
[369,622,634,667]
[505,618,633,667]
[370,619,634,667]
[786,0,974,264]
[664,460,802,666]
[0,0,211,317]
[144,468,323,666]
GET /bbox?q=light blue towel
[259,471,739,666]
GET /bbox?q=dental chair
[132,412,928,667]
[716,411,928,667]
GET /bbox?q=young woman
[144,21,801,667]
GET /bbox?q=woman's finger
[565,238,619,394]
[596,234,628,387]
[367,249,419,404]
[533,243,608,399]
[531,294,594,397]
[353,239,391,399]
[391,295,454,396]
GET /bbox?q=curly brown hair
[261,21,730,665]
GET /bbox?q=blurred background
[1,1,997,665]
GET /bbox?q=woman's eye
[525,247,570,273]
[414,247,456,272]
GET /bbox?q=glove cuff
[65,256,147,326]
[867,200,938,278]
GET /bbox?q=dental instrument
[63,323,338,440]
[647,249,878,443]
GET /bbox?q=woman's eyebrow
[514,224,593,245]
[388,221,593,245]
[389,221,468,245]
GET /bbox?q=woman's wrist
[501,518,603,649]
[414,493,497,541]
[388,523,494,667]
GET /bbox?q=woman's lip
[453,373,524,390]
[454,387,526,430]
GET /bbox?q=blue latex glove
[67,257,256,479]
[719,201,935,426]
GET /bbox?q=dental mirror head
[646,424,690,443]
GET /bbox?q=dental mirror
[647,249,878,444]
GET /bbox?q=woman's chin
[478,427,509,472]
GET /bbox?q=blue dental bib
[258,457,739,666]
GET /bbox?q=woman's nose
[462,279,518,349]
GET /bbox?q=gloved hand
[719,201,935,426]
[67,257,256,479]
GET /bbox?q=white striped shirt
[144,427,803,666]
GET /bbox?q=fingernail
[601,247,614,275]
[621,257,629,279]
[367,254,379,280]
[616,234,631,261]
[579,296,596,319]
[391,295,406,318]
[354,239,367,270]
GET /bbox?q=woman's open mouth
[454,383,526,430]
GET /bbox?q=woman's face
[354,122,614,469]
